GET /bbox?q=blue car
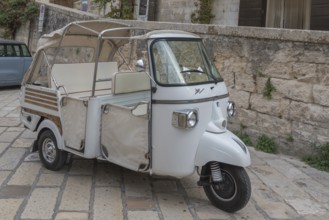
[0,39,32,87]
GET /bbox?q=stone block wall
[24,2,329,157]
[212,0,239,26]
[155,0,196,23]
[156,0,240,25]
[215,35,329,156]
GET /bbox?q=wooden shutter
[239,0,267,27]
[311,0,329,31]
[148,0,157,21]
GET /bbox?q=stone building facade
[37,0,329,31]
[21,2,329,157]
[155,0,240,25]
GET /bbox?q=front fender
[195,130,251,167]
[37,119,64,150]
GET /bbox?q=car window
[6,45,16,57]
[13,45,22,56]
[21,44,31,57]
[0,43,31,57]
[0,44,4,56]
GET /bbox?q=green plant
[240,123,247,130]
[263,77,276,100]
[255,134,278,154]
[303,142,329,172]
[191,0,214,24]
[95,0,111,11]
[95,0,134,19]
[286,135,294,142]
[0,0,38,39]
[233,124,253,146]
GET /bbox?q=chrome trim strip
[152,93,229,104]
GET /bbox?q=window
[137,0,149,20]
[311,0,329,31]
[138,0,147,16]
[266,0,311,29]
[238,0,267,27]
[14,45,22,56]
[6,45,16,57]
[151,39,222,86]
[0,45,4,56]
[21,45,31,57]
[0,43,31,57]
[239,0,329,31]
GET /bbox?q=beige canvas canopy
[22,20,199,84]
[37,20,131,50]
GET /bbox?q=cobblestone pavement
[0,87,329,220]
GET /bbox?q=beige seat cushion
[112,72,150,95]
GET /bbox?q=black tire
[202,163,251,213]
[38,129,67,171]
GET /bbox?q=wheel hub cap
[211,170,237,201]
[42,138,56,163]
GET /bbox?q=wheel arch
[37,119,64,150]
[195,131,251,168]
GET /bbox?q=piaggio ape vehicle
[20,20,251,212]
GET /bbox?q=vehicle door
[101,71,151,172]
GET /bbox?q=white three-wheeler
[19,20,251,212]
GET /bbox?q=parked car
[0,39,32,87]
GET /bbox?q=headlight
[172,109,198,129]
[227,101,236,117]
[187,111,198,128]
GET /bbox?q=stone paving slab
[0,198,24,220]
[0,87,329,220]
[21,187,60,219]
[59,176,92,211]
[93,187,123,219]
[0,148,26,170]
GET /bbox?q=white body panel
[61,97,87,151]
[151,82,231,177]
[84,97,102,158]
[195,130,251,167]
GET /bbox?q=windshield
[151,39,222,86]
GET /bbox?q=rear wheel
[202,163,251,213]
[38,129,67,171]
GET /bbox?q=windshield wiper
[180,69,204,73]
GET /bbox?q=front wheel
[38,129,67,171]
[202,163,251,213]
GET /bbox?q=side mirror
[136,59,144,72]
